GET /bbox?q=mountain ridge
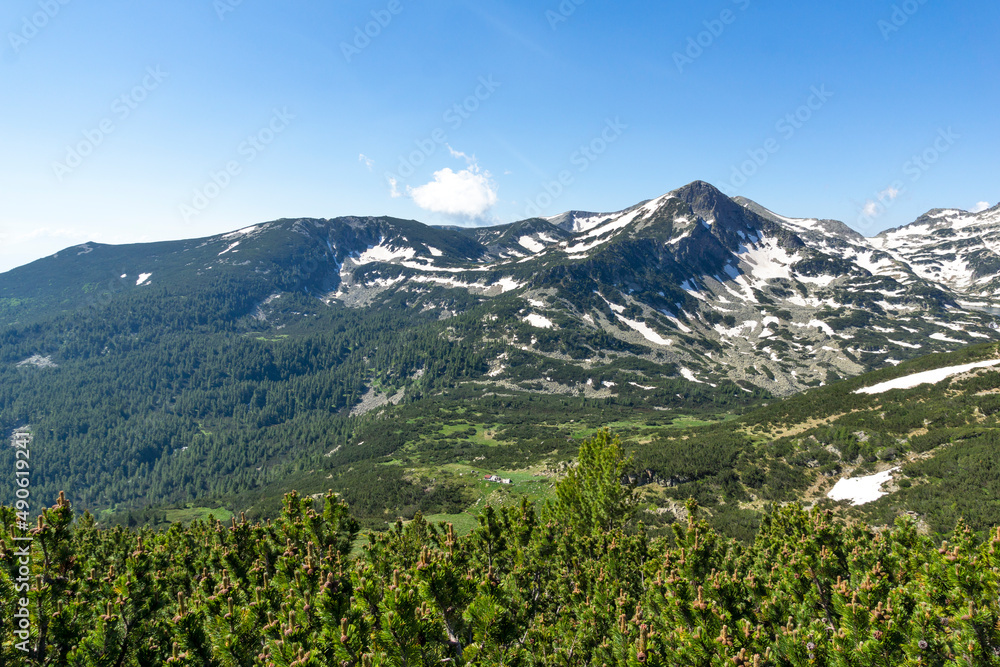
[2,180,1000,527]
[3,180,999,398]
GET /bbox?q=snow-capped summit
[872,204,1000,296]
[2,180,997,398]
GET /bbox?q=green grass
[393,461,558,535]
[436,422,501,443]
[542,414,732,446]
[481,470,555,501]
[666,414,736,429]
[163,505,234,525]
[421,511,480,535]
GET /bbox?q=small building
[484,474,513,485]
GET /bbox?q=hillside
[2,441,999,666]
[3,182,999,395]
[1,180,999,529]
[872,203,1000,299]
[623,340,1000,539]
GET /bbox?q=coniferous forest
[3,431,1000,666]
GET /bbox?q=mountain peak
[668,180,744,224]
[672,179,723,194]
[544,210,608,233]
[543,181,728,234]
[876,204,999,239]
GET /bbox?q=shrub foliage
[2,431,999,665]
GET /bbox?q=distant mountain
[871,204,1000,299]
[320,183,1000,394]
[1,180,998,523]
[2,181,998,398]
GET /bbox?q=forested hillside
[2,432,999,666]
[4,277,1000,541]
[624,340,1000,539]
[0,272,762,527]
[3,182,1000,536]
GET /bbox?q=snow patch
[518,236,545,253]
[364,275,407,289]
[618,316,672,346]
[854,251,895,275]
[855,358,1000,394]
[929,332,963,343]
[357,242,417,264]
[563,235,612,255]
[737,236,800,283]
[792,319,834,336]
[796,274,838,287]
[493,277,522,293]
[680,367,703,384]
[523,314,554,329]
[827,468,898,505]
[629,382,656,390]
[399,261,483,273]
[582,208,643,239]
[222,224,262,239]
[661,313,692,333]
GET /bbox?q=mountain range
[1,180,999,527]
[5,180,998,395]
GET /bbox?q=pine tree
[548,429,638,535]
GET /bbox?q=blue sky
[1,0,997,272]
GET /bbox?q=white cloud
[387,176,401,198]
[879,186,900,201]
[359,153,374,171]
[407,151,498,219]
[447,146,474,163]
[860,186,902,219]
[972,201,991,213]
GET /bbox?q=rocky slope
[2,181,998,400]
